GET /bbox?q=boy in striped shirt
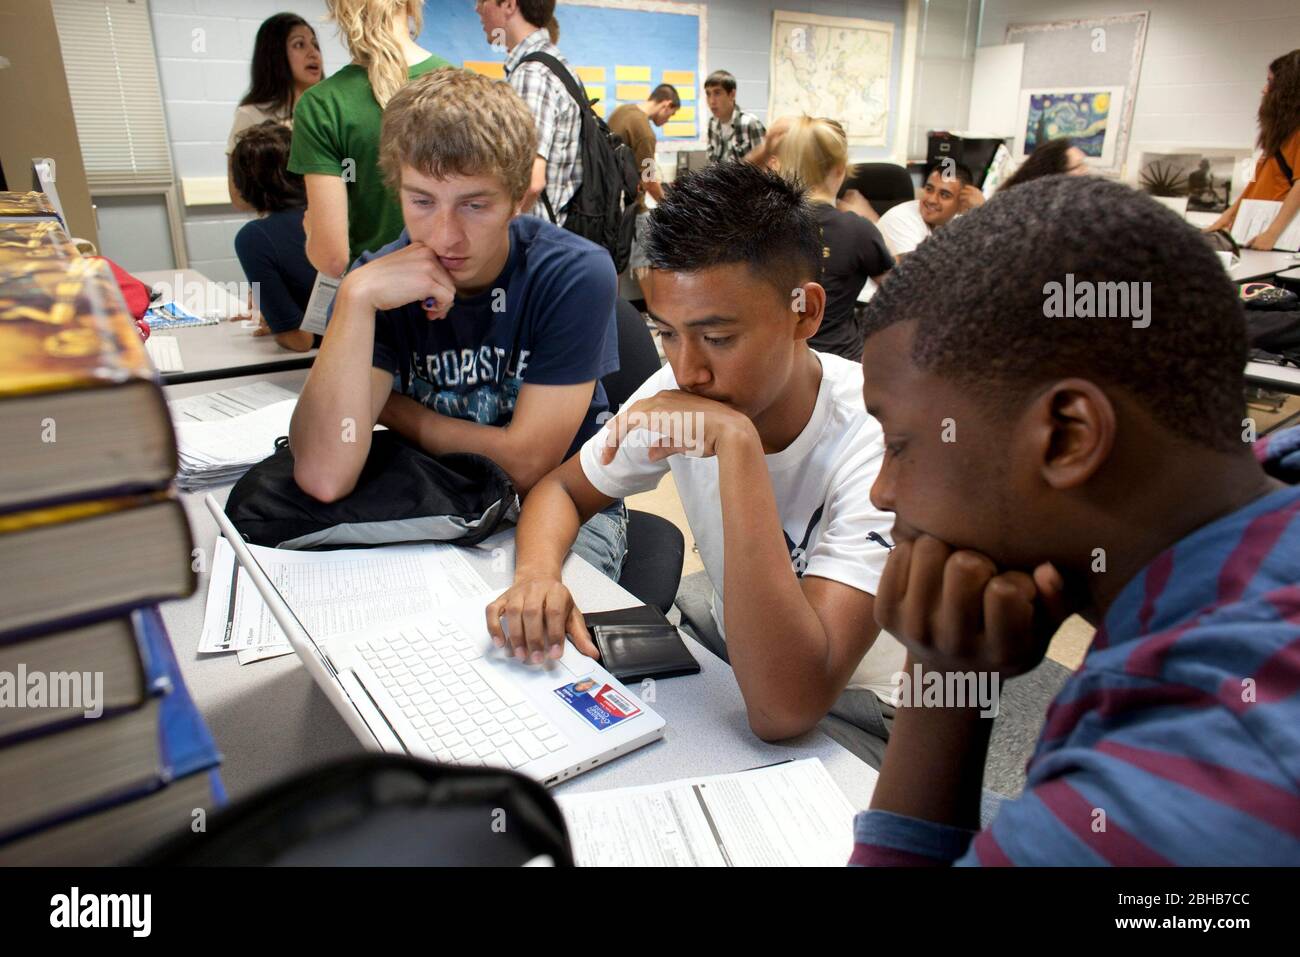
[851,176,1300,866]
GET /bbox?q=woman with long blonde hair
[288,0,450,277]
[773,116,893,361]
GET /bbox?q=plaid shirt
[707,106,766,164]
[850,426,1300,867]
[505,29,584,226]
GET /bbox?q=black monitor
[925,133,1007,188]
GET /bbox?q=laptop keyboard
[355,620,567,770]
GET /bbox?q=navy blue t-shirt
[360,217,619,457]
[234,207,317,334]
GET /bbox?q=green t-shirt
[289,55,452,264]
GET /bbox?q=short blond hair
[776,115,848,191]
[379,68,538,202]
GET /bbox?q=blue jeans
[570,501,628,581]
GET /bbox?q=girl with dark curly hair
[1207,50,1300,249]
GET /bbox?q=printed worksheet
[557,758,860,867]
[200,538,496,663]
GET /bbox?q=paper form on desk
[199,537,497,662]
[556,758,860,867]
[169,382,298,423]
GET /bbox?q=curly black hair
[230,121,307,214]
[644,160,822,297]
[861,175,1248,452]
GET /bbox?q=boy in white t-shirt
[877,164,982,258]
[485,161,906,765]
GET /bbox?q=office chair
[601,299,686,614]
[841,162,916,217]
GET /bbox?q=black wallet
[582,605,700,683]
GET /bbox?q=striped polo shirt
[850,426,1300,866]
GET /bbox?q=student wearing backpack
[476,0,583,225]
[288,69,626,580]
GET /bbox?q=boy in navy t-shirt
[289,68,625,578]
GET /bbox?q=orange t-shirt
[1242,127,1300,202]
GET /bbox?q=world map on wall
[769,11,894,146]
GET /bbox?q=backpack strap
[1275,147,1295,187]
[518,51,587,225]
[518,51,590,115]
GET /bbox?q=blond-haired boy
[289,68,626,577]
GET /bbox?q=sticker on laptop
[554,679,641,731]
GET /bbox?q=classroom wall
[144,0,940,283]
[149,0,350,284]
[0,0,98,246]
[979,0,1300,175]
[691,0,911,162]
[907,0,979,160]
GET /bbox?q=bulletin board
[1005,12,1149,175]
[417,0,707,150]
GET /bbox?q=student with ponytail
[289,0,450,278]
[773,116,893,361]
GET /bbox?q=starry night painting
[1018,87,1125,166]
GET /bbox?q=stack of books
[0,193,225,865]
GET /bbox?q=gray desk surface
[1228,249,1300,283]
[1246,360,1300,394]
[159,377,879,811]
[138,268,317,385]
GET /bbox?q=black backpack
[225,432,516,550]
[137,754,574,866]
[520,51,639,273]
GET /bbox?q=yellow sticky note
[463,60,505,79]
[575,65,606,83]
[593,101,606,119]
[662,70,695,86]
[678,86,696,101]
[616,83,650,101]
[662,122,696,138]
[671,105,695,122]
[616,65,651,82]
[585,85,607,105]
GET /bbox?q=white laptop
[207,496,665,786]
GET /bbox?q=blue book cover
[138,605,223,783]
[0,605,224,843]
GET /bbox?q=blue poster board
[417,0,706,149]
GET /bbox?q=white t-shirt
[578,351,905,703]
[877,199,932,257]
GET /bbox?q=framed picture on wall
[1014,86,1125,168]
[1133,148,1256,213]
[1006,13,1149,175]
